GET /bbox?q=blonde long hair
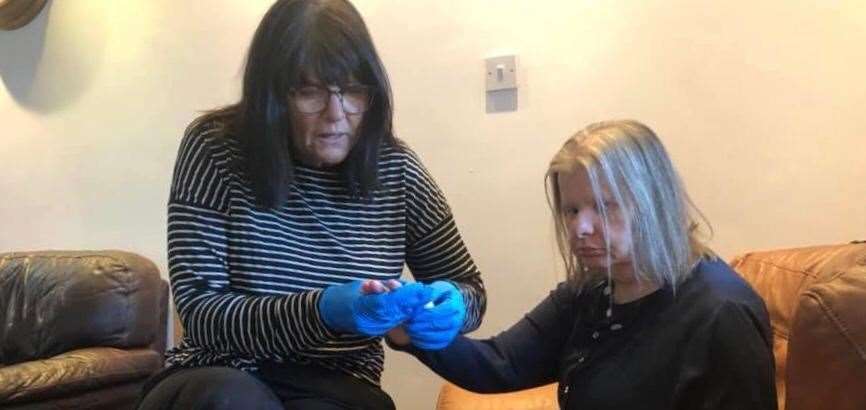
[545,120,715,291]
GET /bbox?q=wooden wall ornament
[0,0,48,31]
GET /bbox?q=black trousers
[137,362,395,410]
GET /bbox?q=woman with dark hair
[136,1,485,409]
[384,120,776,409]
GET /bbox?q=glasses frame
[288,84,374,115]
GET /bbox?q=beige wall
[2,0,864,408]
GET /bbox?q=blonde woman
[386,120,776,409]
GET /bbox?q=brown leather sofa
[0,250,169,410]
[436,242,866,410]
[730,242,866,410]
[437,382,557,410]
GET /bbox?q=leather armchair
[730,242,866,410]
[0,250,169,410]
[436,242,866,410]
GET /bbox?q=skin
[361,279,402,294]
[558,167,659,303]
[289,81,364,168]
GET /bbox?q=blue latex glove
[319,280,433,336]
[405,280,466,350]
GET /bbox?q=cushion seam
[800,291,866,361]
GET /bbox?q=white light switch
[485,55,517,91]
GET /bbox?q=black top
[402,259,777,409]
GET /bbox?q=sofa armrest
[785,261,866,410]
[0,250,166,365]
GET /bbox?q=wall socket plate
[485,55,517,91]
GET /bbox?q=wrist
[385,327,418,353]
[318,283,357,334]
[386,326,411,347]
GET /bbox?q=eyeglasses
[289,85,373,115]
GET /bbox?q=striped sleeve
[403,149,487,333]
[168,128,359,360]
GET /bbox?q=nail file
[424,292,450,309]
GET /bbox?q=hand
[404,280,466,350]
[318,280,433,336]
[361,279,402,294]
[360,280,412,346]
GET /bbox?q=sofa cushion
[730,242,866,410]
[0,251,163,365]
[0,347,161,404]
[436,382,558,410]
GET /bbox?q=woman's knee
[139,367,282,410]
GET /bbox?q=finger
[408,321,460,333]
[409,333,456,350]
[414,303,462,319]
[389,283,434,312]
[384,279,402,290]
[358,324,392,336]
[358,292,393,318]
[411,324,461,337]
[361,280,388,295]
[431,288,459,305]
[412,341,447,350]
[410,337,444,349]
[356,310,401,335]
[370,281,389,293]
[407,315,463,332]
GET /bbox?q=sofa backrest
[730,242,866,410]
[0,250,167,366]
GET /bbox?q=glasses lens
[293,86,327,113]
[341,86,371,114]
[291,85,372,114]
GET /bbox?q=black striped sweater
[164,125,486,386]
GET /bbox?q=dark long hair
[192,0,396,208]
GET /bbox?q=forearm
[391,333,554,394]
[388,306,560,393]
[407,217,487,333]
[453,275,485,332]
[168,203,371,359]
[172,268,371,359]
